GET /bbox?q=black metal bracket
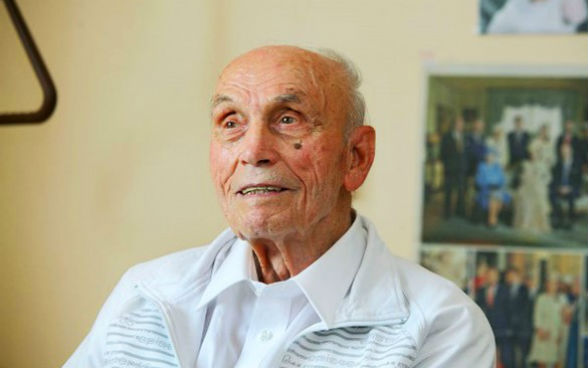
[0,0,57,124]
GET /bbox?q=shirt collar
[196,238,257,310]
[195,213,368,328]
[292,213,367,328]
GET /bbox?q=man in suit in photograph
[476,267,513,368]
[506,267,533,368]
[440,116,468,218]
[550,143,582,229]
[466,119,487,177]
[507,115,530,168]
[556,120,581,161]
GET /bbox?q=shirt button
[258,330,273,342]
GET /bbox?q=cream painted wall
[0,1,223,367]
[0,1,586,367]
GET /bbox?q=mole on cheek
[294,142,303,150]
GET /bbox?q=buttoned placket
[234,280,302,367]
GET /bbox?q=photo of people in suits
[468,250,584,368]
[422,74,588,248]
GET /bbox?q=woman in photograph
[486,125,509,169]
[527,275,565,368]
[513,124,554,233]
[532,124,557,170]
[475,148,511,227]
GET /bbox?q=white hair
[315,48,367,136]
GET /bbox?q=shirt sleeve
[62,268,137,368]
[412,297,496,367]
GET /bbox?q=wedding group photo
[422,74,588,248]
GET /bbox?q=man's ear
[343,125,375,192]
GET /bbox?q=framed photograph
[479,0,588,34]
[471,249,585,367]
[420,65,588,249]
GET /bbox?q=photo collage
[420,71,588,368]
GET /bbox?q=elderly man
[65,46,494,367]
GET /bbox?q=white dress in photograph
[513,138,554,232]
[527,293,564,365]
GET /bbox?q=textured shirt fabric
[195,215,366,367]
[64,214,496,368]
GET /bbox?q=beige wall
[0,1,586,367]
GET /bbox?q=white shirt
[64,214,496,368]
[195,216,367,368]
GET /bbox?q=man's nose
[239,121,278,166]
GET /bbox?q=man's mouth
[237,185,288,196]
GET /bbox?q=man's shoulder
[342,216,495,366]
[126,246,210,279]
[123,228,236,286]
[354,234,494,364]
[383,253,487,328]
[358,217,477,315]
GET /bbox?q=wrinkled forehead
[214,47,339,104]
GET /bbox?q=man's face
[473,120,484,134]
[454,117,464,132]
[209,47,352,240]
[506,270,519,284]
[487,269,499,285]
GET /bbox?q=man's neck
[249,206,353,284]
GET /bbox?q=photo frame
[420,65,588,249]
[418,65,588,368]
[420,245,586,368]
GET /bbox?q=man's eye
[224,120,237,129]
[280,116,296,124]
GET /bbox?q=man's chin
[228,214,293,242]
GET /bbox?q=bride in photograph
[513,124,554,233]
